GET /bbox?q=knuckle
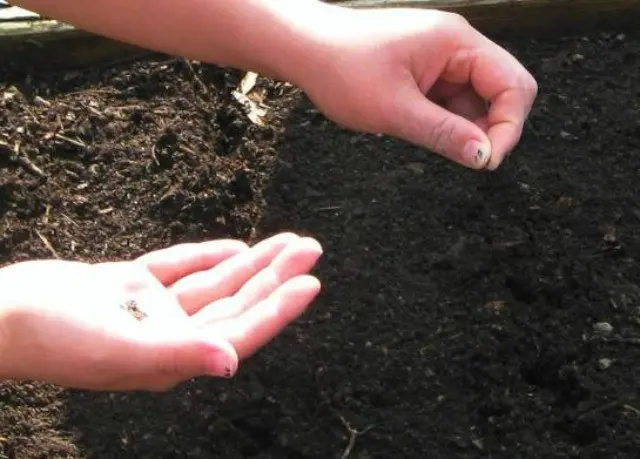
[529,76,539,99]
[520,73,539,117]
[441,11,469,28]
[427,115,457,154]
[523,73,538,97]
[431,12,471,50]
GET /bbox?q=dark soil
[1,29,640,459]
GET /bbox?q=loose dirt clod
[593,322,614,335]
[597,358,613,370]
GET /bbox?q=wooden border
[340,0,640,36]
[0,19,155,74]
[1,0,640,73]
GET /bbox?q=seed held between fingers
[462,140,489,168]
[474,149,484,164]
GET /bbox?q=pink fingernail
[462,140,490,168]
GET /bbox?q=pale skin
[0,233,323,390]
[15,0,537,170]
[0,0,538,391]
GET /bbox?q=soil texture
[1,30,640,459]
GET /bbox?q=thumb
[144,332,240,381]
[393,88,492,169]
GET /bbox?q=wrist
[248,0,349,88]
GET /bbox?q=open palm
[0,232,322,391]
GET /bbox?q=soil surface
[1,30,640,459]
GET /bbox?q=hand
[0,232,322,391]
[300,7,538,170]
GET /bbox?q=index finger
[136,239,249,286]
[210,275,321,359]
[465,35,538,169]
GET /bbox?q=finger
[444,87,489,130]
[136,239,249,286]
[191,297,240,327]
[171,232,300,315]
[424,34,537,170]
[132,329,240,384]
[428,80,467,103]
[429,82,489,131]
[448,40,537,169]
[192,237,323,323]
[484,81,536,170]
[394,84,492,169]
[213,275,321,359]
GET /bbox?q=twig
[60,212,80,228]
[54,133,86,149]
[35,230,59,259]
[0,139,45,176]
[182,58,209,95]
[150,143,160,166]
[601,336,640,346]
[490,240,527,250]
[578,394,636,420]
[338,415,374,459]
[578,399,624,420]
[64,88,120,97]
[624,404,640,416]
[179,143,199,156]
[16,152,44,176]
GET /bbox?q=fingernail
[462,140,490,168]
[205,352,238,379]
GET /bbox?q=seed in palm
[120,299,148,321]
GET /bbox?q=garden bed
[1,19,640,459]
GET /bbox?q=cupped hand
[0,232,322,391]
[302,7,538,170]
